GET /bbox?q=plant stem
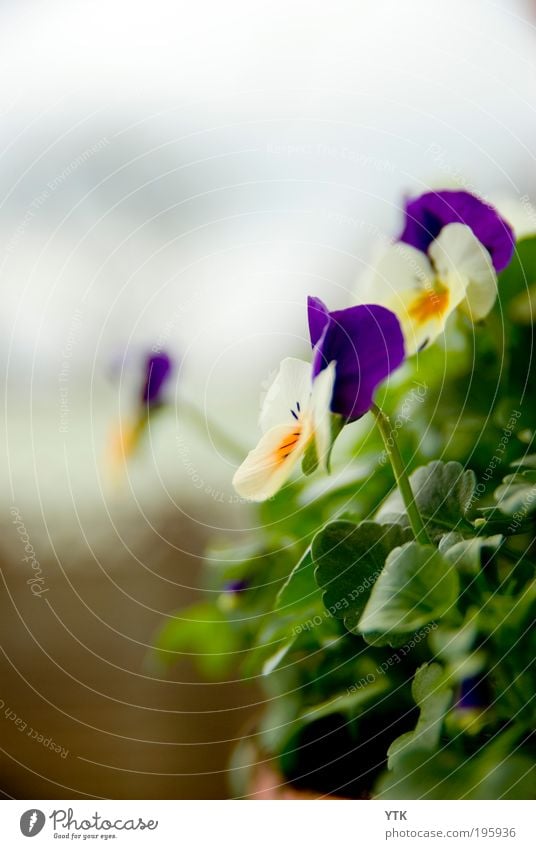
[180,399,245,461]
[371,402,431,546]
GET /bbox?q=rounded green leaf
[378,461,476,537]
[312,520,412,633]
[358,541,459,639]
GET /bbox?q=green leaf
[378,460,476,538]
[274,549,320,615]
[441,534,504,574]
[376,748,536,800]
[300,677,389,723]
[261,637,298,676]
[494,470,536,517]
[499,234,536,311]
[377,728,536,800]
[358,542,460,641]
[510,454,536,470]
[388,663,452,771]
[478,579,536,638]
[312,520,412,633]
[326,413,346,473]
[430,617,478,665]
[301,439,319,476]
[301,413,345,476]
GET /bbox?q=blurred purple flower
[223,579,249,595]
[140,352,173,408]
[457,675,488,710]
[308,296,405,421]
[399,189,514,272]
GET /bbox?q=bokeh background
[1,0,536,798]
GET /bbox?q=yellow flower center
[408,282,450,325]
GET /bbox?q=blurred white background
[1,0,536,540]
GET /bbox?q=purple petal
[307,295,330,347]
[399,190,514,272]
[458,676,488,710]
[311,303,405,421]
[141,352,173,407]
[223,579,249,595]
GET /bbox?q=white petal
[491,195,536,241]
[388,226,478,355]
[232,421,311,501]
[311,362,336,470]
[430,223,497,322]
[356,243,442,355]
[357,242,435,307]
[259,357,312,434]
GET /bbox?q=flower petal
[399,189,514,272]
[429,223,497,322]
[141,352,173,407]
[259,357,312,433]
[357,242,435,304]
[310,361,336,469]
[358,239,467,355]
[390,289,452,355]
[307,295,330,347]
[232,421,311,501]
[312,304,405,421]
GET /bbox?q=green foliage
[379,461,476,538]
[299,676,389,724]
[387,663,453,770]
[376,727,536,800]
[275,549,318,616]
[155,234,536,799]
[358,543,459,643]
[153,602,241,678]
[302,413,345,476]
[493,470,536,517]
[312,520,412,633]
[440,534,504,574]
[375,747,536,800]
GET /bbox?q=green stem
[371,403,431,546]
[180,399,245,461]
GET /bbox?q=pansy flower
[219,578,249,612]
[457,675,488,711]
[141,352,173,410]
[232,299,404,501]
[359,190,515,354]
[308,296,405,421]
[109,351,174,467]
[453,674,490,732]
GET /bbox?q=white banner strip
[1,800,534,848]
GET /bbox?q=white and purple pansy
[308,296,405,421]
[359,190,515,355]
[232,299,405,501]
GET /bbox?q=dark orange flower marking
[274,428,302,462]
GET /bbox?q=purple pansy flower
[141,352,173,408]
[399,189,514,272]
[358,190,515,355]
[308,296,405,421]
[233,299,405,501]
